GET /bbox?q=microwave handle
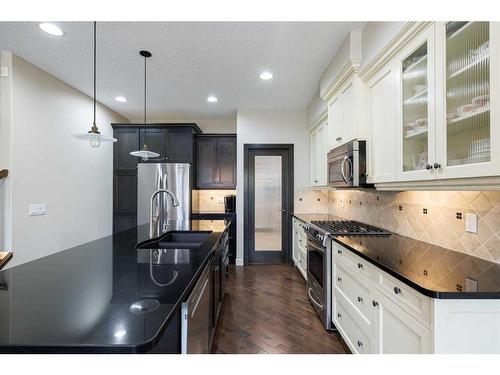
[341,155,349,183]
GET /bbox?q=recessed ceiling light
[115,96,127,103]
[39,23,65,37]
[207,96,218,103]
[259,72,274,80]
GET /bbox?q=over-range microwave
[327,140,370,188]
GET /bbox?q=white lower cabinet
[372,290,431,354]
[292,218,307,280]
[332,241,500,353]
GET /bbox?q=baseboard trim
[235,258,244,266]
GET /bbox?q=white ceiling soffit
[0,21,364,121]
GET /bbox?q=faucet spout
[149,189,180,237]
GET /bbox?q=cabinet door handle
[433,162,441,169]
[372,300,379,307]
[337,277,342,283]
[337,313,342,319]
[337,249,342,255]
[425,164,433,170]
[336,137,342,142]
[357,263,363,269]
[357,296,363,303]
[357,340,363,348]
[394,286,402,295]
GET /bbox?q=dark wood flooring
[211,264,350,354]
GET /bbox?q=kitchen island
[0,219,230,353]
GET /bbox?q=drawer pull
[357,296,363,303]
[337,313,342,319]
[372,300,379,307]
[357,263,363,269]
[394,286,402,295]
[337,277,342,283]
[357,340,363,347]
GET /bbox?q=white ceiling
[0,22,363,121]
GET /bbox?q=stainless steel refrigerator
[137,163,191,237]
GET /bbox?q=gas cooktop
[310,220,391,236]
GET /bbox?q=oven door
[307,236,325,292]
[328,151,354,187]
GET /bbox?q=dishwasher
[181,262,211,354]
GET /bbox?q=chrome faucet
[150,189,180,237]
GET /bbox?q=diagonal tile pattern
[294,189,500,263]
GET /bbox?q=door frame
[243,144,294,265]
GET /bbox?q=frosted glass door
[445,22,490,166]
[254,155,282,251]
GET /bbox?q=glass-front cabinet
[395,22,499,182]
[395,26,436,181]
[436,21,500,179]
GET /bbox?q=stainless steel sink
[136,231,212,250]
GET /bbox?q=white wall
[0,53,128,268]
[360,22,407,69]
[235,109,308,264]
[128,115,237,134]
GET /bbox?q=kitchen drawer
[297,248,307,280]
[297,233,307,253]
[377,271,431,329]
[332,241,375,280]
[334,292,372,354]
[334,260,374,325]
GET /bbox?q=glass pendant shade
[75,22,117,147]
[130,145,160,161]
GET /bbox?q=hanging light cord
[90,21,99,134]
[143,52,148,148]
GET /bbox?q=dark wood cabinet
[195,135,236,189]
[112,123,201,233]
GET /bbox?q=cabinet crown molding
[308,110,328,131]
[359,21,433,82]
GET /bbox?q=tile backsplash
[192,190,236,213]
[294,188,500,263]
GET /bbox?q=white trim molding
[308,110,328,131]
[375,176,500,191]
[359,22,433,82]
[235,258,244,266]
[320,60,360,101]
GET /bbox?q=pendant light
[130,50,160,161]
[75,21,117,147]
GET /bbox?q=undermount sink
[136,231,212,250]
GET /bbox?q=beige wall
[321,190,500,263]
[1,53,128,268]
[129,115,236,134]
[192,189,236,213]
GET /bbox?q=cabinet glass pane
[254,156,282,251]
[446,22,490,166]
[402,42,429,172]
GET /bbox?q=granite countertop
[293,213,500,299]
[0,219,230,353]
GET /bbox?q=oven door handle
[308,288,324,311]
[307,239,326,253]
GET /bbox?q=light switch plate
[465,213,477,234]
[29,203,47,216]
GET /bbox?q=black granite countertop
[0,219,230,353]
[293,213,500,299]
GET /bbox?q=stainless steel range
[306,220,390,331]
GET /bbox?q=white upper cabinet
[327,77,366,150]
[395,25,437,181]
[310,120,328,186]
[435,21,500,179]
[366,62,397,183]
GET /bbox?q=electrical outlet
[29,203,47,216]
[465,213,477,234]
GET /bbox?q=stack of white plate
[464,138,490,164]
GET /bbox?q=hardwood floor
[211,264,350,354]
